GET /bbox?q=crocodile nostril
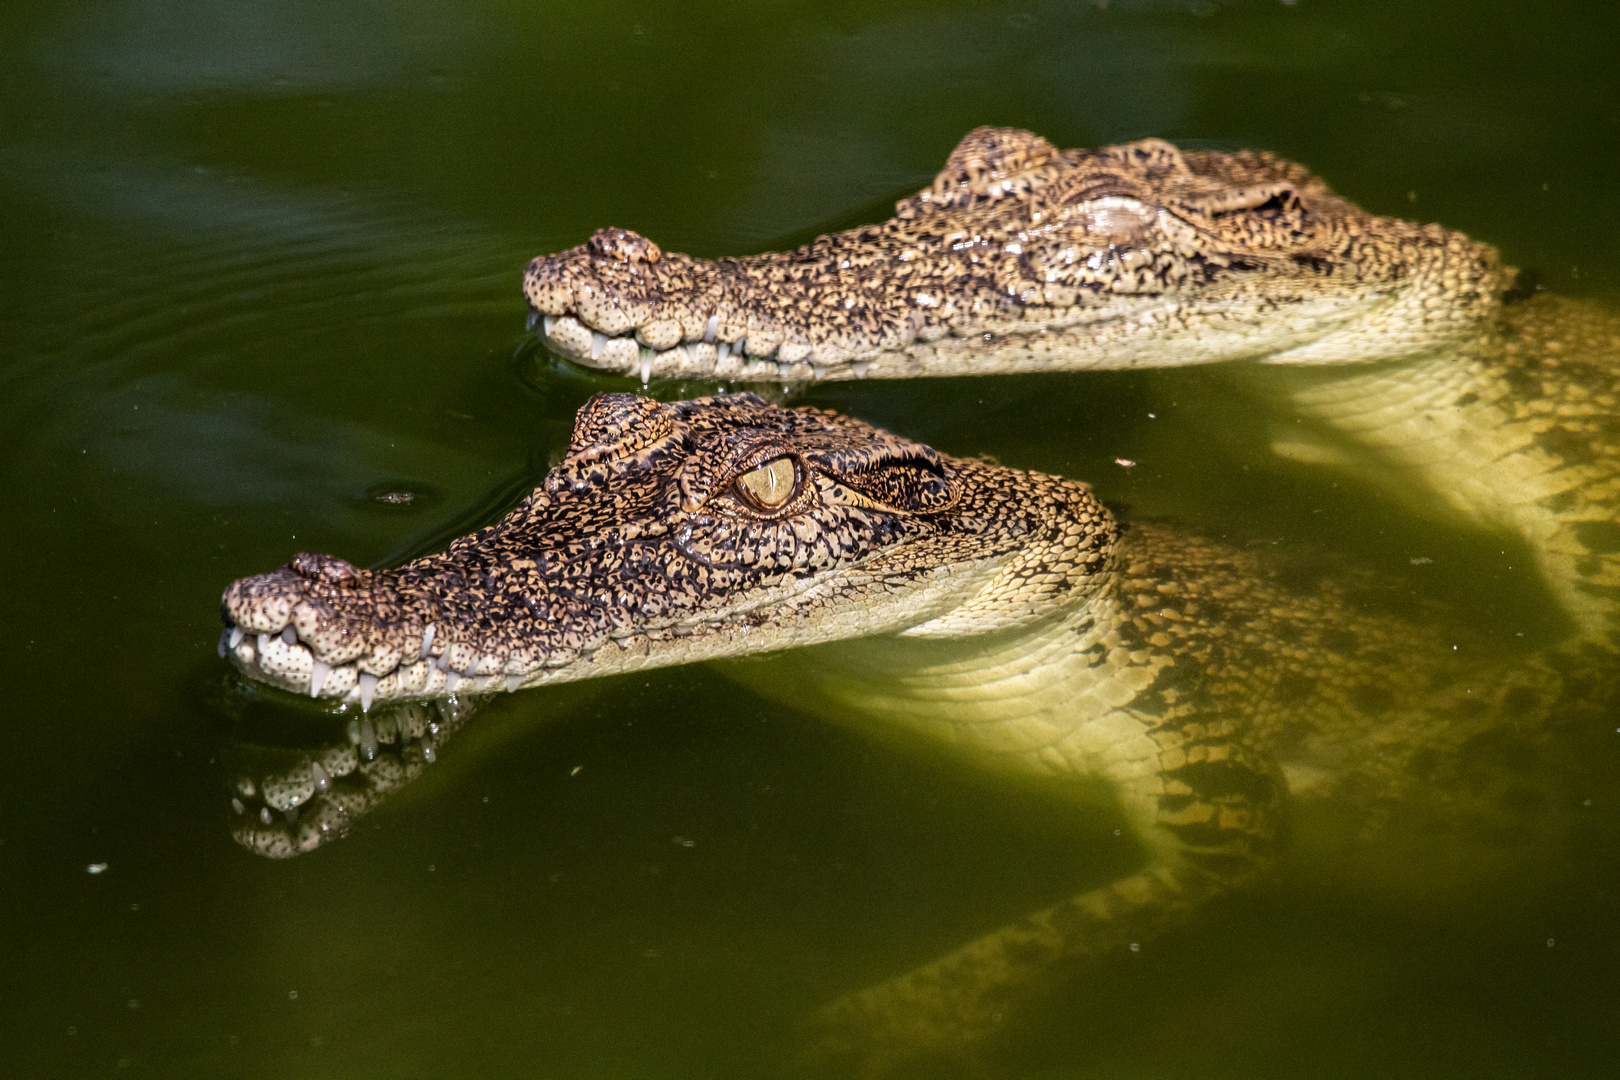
[291,552,362,587]
[588,226,661,265]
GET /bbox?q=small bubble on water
[86,863,108,874]
[1129,943,1140,953]
[288,990,298,1000]
[1547,938,1555,948]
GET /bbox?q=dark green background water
[3,1,1618,1076]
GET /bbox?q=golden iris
[735,457,797,509]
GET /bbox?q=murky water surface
[3,2,1618,1076]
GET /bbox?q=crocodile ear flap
[897,127,1061,216]
[1183,183,1305,221]
[843,461,960,515]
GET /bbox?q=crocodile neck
[1261,293,1620,645]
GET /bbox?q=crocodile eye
[734,457,798,511]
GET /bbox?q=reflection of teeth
[310,761,330,793]
[359,720,378,761]
[231,798,245,815]
[259,807,273,825]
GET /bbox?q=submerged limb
[796,861,1221,1076]
[1274,295,1620,648]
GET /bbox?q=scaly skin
[523,127,1499,382]
[522,127,1620,646]
[220,393,1610,1073]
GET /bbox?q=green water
[3,1,1618,1076]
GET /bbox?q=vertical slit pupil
[742,457,796,508]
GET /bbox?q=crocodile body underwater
[220,392,1616,1073]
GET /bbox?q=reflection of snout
[224,696,483,859]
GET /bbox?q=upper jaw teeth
[219,618,533,709]
[535,312,846,383]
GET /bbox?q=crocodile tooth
[735,336,747,355]
[281,626,297,646]
[777,362,794,379]
[704,315,717,342]
[639,352,653,384]
[359,718,378,760]
[543,315,556,336]
[229,627,243,650]
[525,310,539,331]
[358,672,378,713]
[718,342,730,361]
[420,622,436,660]
[812,365,828,380]
[851,362,869,379]
[590,332,607,361]
[310,761,330,793]
[505,674,524,692]
[309,659,331,698]
[217,629,230,658]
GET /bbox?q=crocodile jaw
[523,129,1502,383]
[219,546,1006,710]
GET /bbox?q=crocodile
[522,127,1620,647]
[220,391,1613,1074]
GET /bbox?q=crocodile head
[524,127,1502,382]
[221,392,1114,710]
